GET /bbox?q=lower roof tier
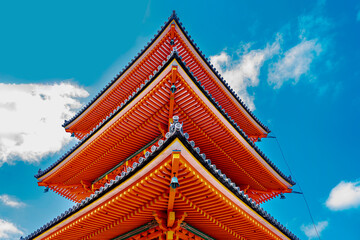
[24,130,299,240]
[36,55,294,204]
[111,221,216,240]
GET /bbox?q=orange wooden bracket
[172,211,187,231]
[168,151,180,212]
[249,188,293,194]
[153,210,187,240]
[65,129,88,135]
[158,122,167,137]
[37,182,47,187]
[170,24,176,41]
[166,230,174,240]
[171,66,177,84]
[167,211,176,228]
[168,67,178,126]
[80,180,92,192]
[240,184,250,194]
[37,182,79,188]
[153,211,167,232]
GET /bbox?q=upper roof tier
[63,11,270,141]
[36,55,294,204]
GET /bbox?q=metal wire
[267,135,321,240]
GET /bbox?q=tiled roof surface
[63,11,270,133]
[36,53,294,187]
[25,123,299,240]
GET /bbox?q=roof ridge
[63,11,270,133]
[25,124,299,240]
[36,53,294,186]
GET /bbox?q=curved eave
[36,54,294,190]
[170,16,270,134]
[63,11,269,136]
[25,131,299,240]
[62,13,176,130]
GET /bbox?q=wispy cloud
[268,39,322,88]
[357,10,360,22]
[326,180,360,211]
[210,38,280,110]
[0,82,89,165]
[0,218,23,239]
[210,9,332,109]
[301,221,328,240]
[268,13,329,89]
[0,194,25,208]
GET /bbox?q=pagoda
[23,11,299,240]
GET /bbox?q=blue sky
[0,1,359,239]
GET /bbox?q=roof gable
[63,12,269,140]
[36,54,294,203]
[25,129,298,240]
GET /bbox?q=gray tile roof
[36,53,294,187]
[62,11,270,133]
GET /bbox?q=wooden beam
[166,230,174,240]
[158,122,167,137]
[170,23,176,40]
[168,67,177,125]
[168,151,180,213]
[167,211,175,228]
[153,211,167,232]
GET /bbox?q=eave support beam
[168,66,178,126]
[167,150,180,227]
[153,210,187,240]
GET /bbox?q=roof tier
[36,55,293,204]
[24,130,299,240]
[111,221,216,240]
[64,12,269,141]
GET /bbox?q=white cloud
[301,221,328,240]
[0,219,23,239]
[0,82,89,165]
[326,180,360,211]
[268,39,322,89]
[210,39,280,110]
[0,194,25,208]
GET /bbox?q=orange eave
[29,136,297,240]
[64,16,269,141]
[37,57,293,204]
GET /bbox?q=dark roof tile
[37,53,294,188]
[63,12,270,134]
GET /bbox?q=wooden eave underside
[114,224,211,240]
[38,60,291,204]
[65,19,268,139]
[32,140,291,240]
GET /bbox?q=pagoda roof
[35,54,294,203]
[111,221,217,240]
[24,129,299,240]
[63,11,269,139]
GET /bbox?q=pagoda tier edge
[36,54,294,188]
[24,129,299,240]
[112,221,215,240]
[62,11,270,136]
